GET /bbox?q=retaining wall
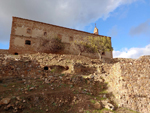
[105,56,150,113]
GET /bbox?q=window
[27,28,31,34]
[44,32,47,36]
[25,40,31,45]
[69,36,73,41]
[102,52,105,55]
[14,52,18,55]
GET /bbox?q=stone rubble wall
[0,53,65,78]
[105,56,150,113]
[0,49,9,54]
[0,53,43,79]
[0,53,99,78]
[0,53,150,113]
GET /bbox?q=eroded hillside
[0,53,149,113]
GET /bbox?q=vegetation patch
[40,36,65,53]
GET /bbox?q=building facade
[9,17,113,59]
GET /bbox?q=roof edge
[12,16,111,38]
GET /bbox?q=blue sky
[0,0,150,59]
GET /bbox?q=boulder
[0,98,11,105]
[94,102,102,109]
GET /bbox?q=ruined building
[7,17,113,59]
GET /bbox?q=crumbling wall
[0,49,9,54]
[0,52,150,113]
[0,54,43,79]
[105,56,150,113]
[0,52,101,79]
[0,53,76,78]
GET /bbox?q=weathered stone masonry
[9,17,113,59]
[103,56,150,113]
[0,52,150,113]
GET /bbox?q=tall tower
[93,23,99,35]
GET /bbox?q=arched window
[25,40,31,45]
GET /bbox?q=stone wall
[9,17,113,59]
[9,35,39,54]
[0,49,9,54]
[104,56,150,113]
[0,53,96,78]
[1,52,149,113]
[0,53,42,79]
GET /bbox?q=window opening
[25,40,31,45]
[44,66,48,70]
[27,28,31,34]
[44,32,47,36]
[14,52,18,55]
[102,52,105,55]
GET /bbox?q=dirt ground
[0,75,140,113]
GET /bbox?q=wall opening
[44,66,48,70]
[102,52,105,55]
[65,66,69,70]
[25,40,31,45]
[14,52,18,55]
[69,36,73,41]
[44,32,47,36]
[27,28,31,34]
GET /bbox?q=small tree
[74,36,113,61]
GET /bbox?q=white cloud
[0,0,138,43]
[113,44,150,59]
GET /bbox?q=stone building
[8,17,113,59]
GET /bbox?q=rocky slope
[0,53,149,113]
